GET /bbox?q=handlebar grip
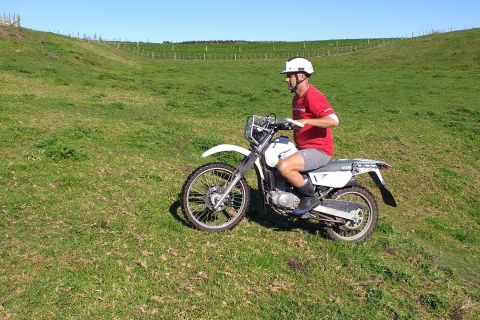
[276,122,292,130]
[285,118,304,128]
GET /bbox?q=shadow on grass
[247,188,326,237]
[169,189,326,237]
[168,197,189,227]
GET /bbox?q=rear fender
[368,169,397,207]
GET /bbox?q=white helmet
[281,57,314,75]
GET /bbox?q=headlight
[245,115,268,145]
[244,116,254,141]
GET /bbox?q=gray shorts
[299,148,331,171]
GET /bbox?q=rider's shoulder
[306,85,328,101]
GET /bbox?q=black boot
[292,179,318,215]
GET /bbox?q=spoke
[195,209,211,222]
[213,170,228,186]
[188,194,205,200]
[203,210,212,223]
[195,174,209,190]
[207,211,218,223]
[189,189,206,196]
[204,172,217,189]
[220,209,232,219]
[189,199,204,207]
[202,179,212,190]
[189,191,206,197]
[189,202,206,210]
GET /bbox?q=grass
[0,26,479,319]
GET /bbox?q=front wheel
[324,186,378,242]
[181,162,250,232]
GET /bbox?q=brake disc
[205,187,230,211]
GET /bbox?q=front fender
[201,144,264,180]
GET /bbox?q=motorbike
[181,114,396,242]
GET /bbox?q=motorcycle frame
[201,124,396,215]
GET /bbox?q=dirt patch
[0,27,9,38]
[287,257,308,273]
[0,26,24,39]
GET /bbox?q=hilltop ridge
[2,26,479,69]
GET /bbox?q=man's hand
[291,119,309,130]
[284,118,305,130]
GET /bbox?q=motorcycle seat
[306,160,355,173]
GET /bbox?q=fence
[50,27,478,61]
[103,39,395,61]
[0,13,20,27]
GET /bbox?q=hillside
[0,26,479,319]
[344,28,480,69]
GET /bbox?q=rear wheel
[181,163,250,232]
[325,186,378,242]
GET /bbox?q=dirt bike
[181,114,396,242]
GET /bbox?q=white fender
[201,144,264,179]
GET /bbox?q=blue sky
[2,0,479,42]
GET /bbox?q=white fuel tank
[264,137,298,168]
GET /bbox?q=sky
[1,0,479,42]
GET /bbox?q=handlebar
[245,114,305,146]
[273,118,305,131]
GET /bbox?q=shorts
[299,148,331,172]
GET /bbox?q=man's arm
[298,114,339,128]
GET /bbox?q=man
[277,57,339,215]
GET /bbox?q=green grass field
[1,26,479,319]
[111,37,394,60]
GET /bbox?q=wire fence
[101,39,396,61]
[45,27,479,61]
[0,13,20,27]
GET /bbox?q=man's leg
[276,152,305,188]
[276,152,317,215]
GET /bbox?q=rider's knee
[276,159,290,175]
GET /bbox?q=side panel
[309,171,352,188]
[201,144,264,179]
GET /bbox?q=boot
[291,179,318,215]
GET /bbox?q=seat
[307,160,355,173]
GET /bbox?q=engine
[264,162,301,214]
[270,189,300,210]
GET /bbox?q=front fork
[212,152,260,211]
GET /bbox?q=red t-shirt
[292,85,336,155]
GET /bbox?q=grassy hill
[345,28,480,69]
[138,38,388,51]
[0,26,479,319]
